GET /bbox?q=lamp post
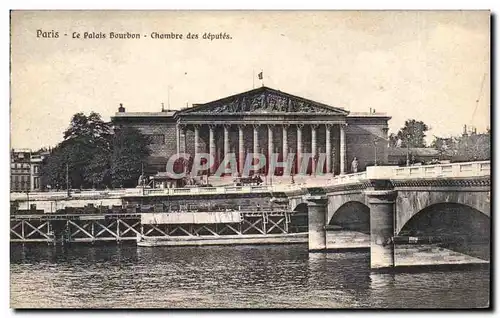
[27,157,31,210]
[66,163,71,197]
[374,138,378,166]
[406,134,410,167]
[26,190,30,211]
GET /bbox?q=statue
[351,157,359,173]
[137,174,145,187]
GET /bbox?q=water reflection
[10,244,489,308]
[370,273,395,289]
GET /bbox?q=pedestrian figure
[351,157,359,173]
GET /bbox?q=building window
[150,134,165,144]
[33,165,39,174]
[34,177,40,189]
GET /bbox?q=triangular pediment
[177,86,349,115]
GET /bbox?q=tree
[41,112,151,190]
[41,112,112,189]
[110,126,151,188]
[395,119,430,148]
[454,130,490,161]
[431,130,490,162]
[388,133,399,147]
[84,149,112,189]
[430,136,456,158]
[40,144,70,190]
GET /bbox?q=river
[10,243,490,309]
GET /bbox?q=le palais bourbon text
[36,29,233,41]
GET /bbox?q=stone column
[238,125,244,175]
[311,124,317,174]
[340,123,346,175]
[176,123,180,155]
[267,125,273,175]
[253,125,260,174]
[307,195,327,251]
[282,125,288,160]
[325,124,332,173]
[194,125,200,159]
[224,124,230,162]
[296,124,303,174]
[366,190,396,269]
[179,125,186,154]
[209,124,216,174]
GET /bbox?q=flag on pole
[258,71,263,80]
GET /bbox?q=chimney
[118,103,125,113]
[463,124,467,136]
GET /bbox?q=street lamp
[406,134,411,167]
[25,190,30,212]
[373,138,378,166]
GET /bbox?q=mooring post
[307,195,328,251]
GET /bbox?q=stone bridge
[287,161,491,269]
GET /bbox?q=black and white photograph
[9,10,491,309]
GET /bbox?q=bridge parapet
[320,161,490,189]
[327,172,367,186]
[391,161,490,179]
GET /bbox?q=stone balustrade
[11,161,490,202]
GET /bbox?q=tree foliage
[40,112,151,190]
[394,119,430,148]
[432,130,490,162]
[111,126,151,188]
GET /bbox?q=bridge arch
[290,202,308,233]
[328,201,370,234]
[397,202,490,260]
[327,192,367,224]
[288,197,306,212]
[292,202,308,213]
[395,190,490,235]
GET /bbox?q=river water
[10,243,490,309]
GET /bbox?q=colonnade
[177,123,347,175]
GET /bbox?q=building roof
[110,87,393,122]
[176,86,350,116]
[347,111,390,118]
[113,111,176,118]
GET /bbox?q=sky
[10,10,490,150]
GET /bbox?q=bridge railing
[392,161,490,179]
[327,172,368,185]
[10,189,129,202]
[11,161,490,202]
[137,185,277,197]
[325,160,490,187]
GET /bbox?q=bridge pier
[307,195,327,251]
[366,190,396,269]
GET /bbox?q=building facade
[10,149,32,192]
[10,149,48,192]
[111,86,391,176]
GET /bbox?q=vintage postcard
[9,10,491,309]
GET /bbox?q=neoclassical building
[111,86,391,176]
